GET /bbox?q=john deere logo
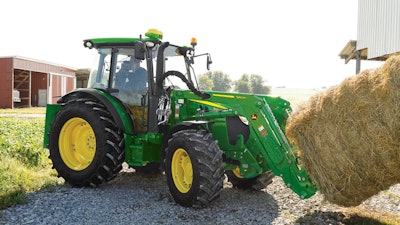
[251,114,258,120]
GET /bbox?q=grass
[0,107,46,114]
[0,114,62,210]
[0,158,60,209]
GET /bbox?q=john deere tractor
[43,29,316,207]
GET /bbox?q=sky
[1,0,385,88]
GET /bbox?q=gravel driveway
[1,165,399,225]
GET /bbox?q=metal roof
[339,40,390,64]
[0,55,77,71]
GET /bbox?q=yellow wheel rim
[59,117,96,171]
[232,167,244,178]
[171,148,193,193]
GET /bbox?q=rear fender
[55,88,135,135]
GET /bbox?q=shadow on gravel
[0,171,280,224]
[296,211,387,225]
[102,171,280,224]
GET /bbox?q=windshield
[87,48,111,89]
[161,45,193,90]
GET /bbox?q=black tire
[48,98,125,187]
[164,129,225,207]
[226,169,275,191]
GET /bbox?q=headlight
[83,40,93,49]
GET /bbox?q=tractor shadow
[103,170,280,224]
[111,172,398,225]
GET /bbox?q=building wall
[0,59,13,108]
[76,78,88,88]
[357,0,400,59]
[66,75,75,91]
[31,72,47,107]
[51,75,62,104]
[0,57,77,108]
[49,74,75,104]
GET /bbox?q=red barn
[0,56,76,108]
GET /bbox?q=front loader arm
[247,98,316,199]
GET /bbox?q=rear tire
[165,129,225,207]
[48,98,125,187]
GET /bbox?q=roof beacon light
[145,29,163,40]
[191,38,197,48]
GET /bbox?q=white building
[339,0,400,73]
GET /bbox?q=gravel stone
[0,166,399,225]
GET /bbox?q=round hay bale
[286,55,400,207]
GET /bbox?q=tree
[234,74,271,94]
[234,74,251,93]
[250,74,271,94]
[198,74,213,90]
[198,71,232,92]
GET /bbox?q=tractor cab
[83,29,212,132]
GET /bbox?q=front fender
[162,120,210,155]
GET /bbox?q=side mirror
[207,54,212,70]
[135,42,146,60]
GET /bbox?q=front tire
[48,98,125,187]
[165,130,225,207]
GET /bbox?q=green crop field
[0,112,61,210]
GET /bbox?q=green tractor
[43,29,316,207]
